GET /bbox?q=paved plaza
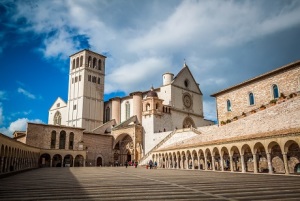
[1,167,300,200]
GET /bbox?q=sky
[1,0,300,137]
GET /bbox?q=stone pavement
[1,167,300,200]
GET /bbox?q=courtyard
[1,167,300,200]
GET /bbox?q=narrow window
[79,75,81,81]
[72,59,75,69]
[88,56,92,67]
[227,100,231,112]
[98,59,102,70]
[56,103,60,107]
[105,107,110,122]
[72,78,74,84]
[156,103,159,110]
[126,102,130,119]
[76,57,79,68]
[51,131,56,149]
[93,58,97,68]
[92,76,96,83]
[69,132,74,150]
[272,84,279,99]
[249,92,254,105]
[59,131,66,149]
[88,75,91,82]
[97,77,100,84]
[73,105,76,110]
[75,77,78,82]
[80,56,83,67]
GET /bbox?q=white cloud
[105,57,171,94]
[0,118,43,137]
[0,90,8,100]
[17,87,36,99]
[203,100,217,122]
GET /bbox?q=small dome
[146,87,158,98]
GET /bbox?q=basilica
[1,49,300,176]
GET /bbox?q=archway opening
[97,157,103,167]
[74,155,84,167]
[182,116,195,128]
[52,154,62,167]
[63,154,73,167]
[39,153,51,167]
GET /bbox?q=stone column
[176,158,179,169]
[83,159,86,167]
[212,157,216,171]
[50,159,53,167]
[241,155,246,173]
[266,153,273,174]
[283,153,289,175]
[220,155,224,172]
[229,155,234,172]
[253,154,258,173]
[192,158,195,170]
[204,156,208,170]
[198,156,201,170]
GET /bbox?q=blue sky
[1,0,300,136]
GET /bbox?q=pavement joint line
[106,168,238,201]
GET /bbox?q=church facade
[1,50,299,176]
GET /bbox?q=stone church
[15,49,213,167]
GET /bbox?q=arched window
[80,56,83,67]
[69,132,74,150]
[88,56,92,67]
[51,131,56,149]
[59,130,66,149]
[146,103,150,111]
[53,111,61,125]
[272,84,279,99]
[125,102,130,120]
[72,59,75,69]
[249,92,255,105]
[227,100,231,112]
[105,107,110,122]
[156,103,159,110]
[76,57,79,68]
[93,58,97,68]
[98,59,102,70]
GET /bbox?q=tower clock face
[183,94,192,108]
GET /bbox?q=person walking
[125,161,128,168]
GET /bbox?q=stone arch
[52,154,62,167]
[285,140,300,173]
[63,154,74,167]
[96,154,103,167]
[182,116,195,128]
[212,147,221,171]
[205,148,212,170]
[74,155,84,167]
[39,153,51,167]
[230,146,241,172]
[268,141,284,173]
[253,142,268,173]
[198,149,205,170]
[241,144,253,172]
[177,151,181,169]
[191,149,198,169]
[181,151,187,169]
[113,133,134,165]
[221,147,230,171]
[186,150,192,169]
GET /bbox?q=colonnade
[153,137,300,175]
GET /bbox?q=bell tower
[67,49,106,131]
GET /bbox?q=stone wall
[214,63,300,123]
[183,95,300,145]
[26,123,84,150]
[83,133,113,166]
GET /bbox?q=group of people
[147,160,157,169]
[125,160,138,168]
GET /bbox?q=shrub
[270,99,277,104]
[260,104,266,109]
[289,92,297,98]
[226,119,231,123]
